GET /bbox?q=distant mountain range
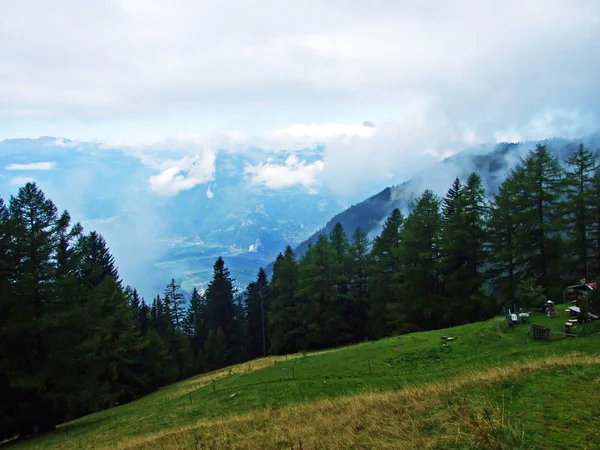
[266,133,600,275]
[2,134,599,300]
[0,138,346,299]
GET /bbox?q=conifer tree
[400,190,442,330]
[460,173,490,321]
[487,167,525,307]
[349,227,370,341]
[204,257,241,365]
[368,208,404,338]
[183,287,207,367]
[4,183,73,435]
[268,246,300,354]
[564,144,598,281]
[328,223,358,345]
[297,234,338,348]
[244,268,270,359]
[163,278,186,330]
[519,144,565,298]
[440,177,467,323]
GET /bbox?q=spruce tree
[400,190,442,331]
[519,144,565,298]
[268,246,300,354]
[487,168,525,307]
[4,183,72,435]
[245,268,270,359]
[183,287,207,367]
[368,208,404,338]
[440,177,467,324]
[349,227,370,342]
[204,257,240,365]
[564,144,598,281]
[163,278,186,331]
[297,234,338,348]
[328,223,357,345]
[460,173,490,321]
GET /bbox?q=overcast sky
[1,0,600,196]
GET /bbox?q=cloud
[245,154,324,193]
[1,0,598,140]
[2,0,599,202]
[148,151,216,196]
[6,161,56,171]
[206,185,214,199]
[10,176,35,186]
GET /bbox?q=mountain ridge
[266,134,600,276]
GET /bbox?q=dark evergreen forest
[2,143,599,440]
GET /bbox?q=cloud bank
[1,0,599,199]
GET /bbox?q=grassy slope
[6,306,600,450]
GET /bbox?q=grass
[5,305,600,449]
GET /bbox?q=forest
[1,143,599,440]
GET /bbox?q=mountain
[267,134,600,274]
[3,134,599,299]
[0,138,347,299]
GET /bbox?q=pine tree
[77,231,120,287]
[163,278,186,331]
[245,268,270,359]
[460,173,490,321]
[297,234,338,348]
[204,328,227,371]
[519,144,565,298]
[487,168,526,308]
[349,227,370,342]
[328,223,358,345]
[400,190,442,331]
[368,208,404,338]
[4,183,73,435]
[564,144,598,281]
[183,287,207,367]
[204,257,241,366]
[0,197,17,438]
[268,246,300,354]
[440,177,467,324]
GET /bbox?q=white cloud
[10,176,35,186]
[206,185,214,199]
[148,150,216,196]
[0,0,598,142]
[2,0,599,201]
[245,155,324,193]
[6,161,56,171]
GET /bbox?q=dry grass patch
[119,353,600,450]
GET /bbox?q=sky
[1,0,600,198]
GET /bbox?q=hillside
[6,306,599,450]
[268,134,600,269]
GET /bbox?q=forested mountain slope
[269,134,600,272]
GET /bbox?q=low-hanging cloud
[1,0,599,138]
[148,151,216,196]
[245,154,324,193]
[2,0,600,203]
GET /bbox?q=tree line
[1,143,598,439]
